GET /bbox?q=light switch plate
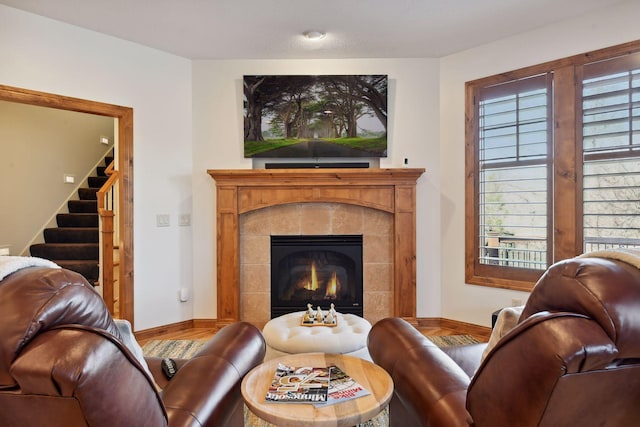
[156,214,170,227]
[179,214,191,226]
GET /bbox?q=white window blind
[478,74,551,270]
[582,55,640,251]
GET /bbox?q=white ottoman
[263,311,372,361]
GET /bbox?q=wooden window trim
[465,39,640,291]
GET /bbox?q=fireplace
[270,235,363,318]
[208,168,424,326]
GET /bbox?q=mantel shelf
[208,168,425,186]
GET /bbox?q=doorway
[0,84,134,326]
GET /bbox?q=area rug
[427,334,480,347]
[142,335,479,427]
[141,339,206,359]
[141,335,480,359]
[242,405,388,427]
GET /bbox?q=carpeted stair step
[68,200,97,213]
[29,151,113,285]
[56,213,98,227]
[54,260,99,283]
[30,243,99,260]
[78,187,98,200]
[89,176,108,188]
[43,227,98,243]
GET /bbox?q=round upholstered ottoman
[262,311,372,361]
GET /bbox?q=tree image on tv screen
[243,75,387,158]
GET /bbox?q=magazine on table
[314,365,371,407]
[265,363,331,404]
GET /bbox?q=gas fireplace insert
[270,235,363,318]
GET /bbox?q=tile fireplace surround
[208,168,425,326]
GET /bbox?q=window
[478,75,552,271]
[466,40,640,291]
[582,57,640,252]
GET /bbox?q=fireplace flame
[325,271,338,299]
[304,261,319,291]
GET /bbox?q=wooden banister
[97,165,119,316]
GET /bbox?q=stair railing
[97,161,119,316]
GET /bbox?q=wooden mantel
[207,168,425,325]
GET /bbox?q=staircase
[29,155,113,285]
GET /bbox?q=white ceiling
[0,0,629,59]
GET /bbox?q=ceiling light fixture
[303,30,326,40]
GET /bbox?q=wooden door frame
[0,84,134,326]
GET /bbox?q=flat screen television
[243,75,387,159]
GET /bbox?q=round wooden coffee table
[241,352,393,427]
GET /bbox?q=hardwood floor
[136,324,488,347]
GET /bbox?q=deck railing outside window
[481,235,640,270]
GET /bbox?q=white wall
[191,59,441,320]
[0,5,194,330]
[439,0,640,326]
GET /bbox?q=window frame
[465,39,640,291]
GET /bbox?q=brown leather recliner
[368,255,640,427]
[0,266,266,427]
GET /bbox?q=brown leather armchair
[0,266,266,427]
[368,255,640,427]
